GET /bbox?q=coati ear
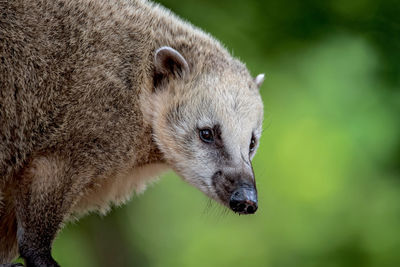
[153,46,190,89]
[255,73,265,89]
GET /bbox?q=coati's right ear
[153,46,189,90]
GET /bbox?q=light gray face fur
[149,51,264,207]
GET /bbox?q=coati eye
[249,136,256,152]
[199,128,214,143]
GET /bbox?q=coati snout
[230,186,258,214]
[212,170,258,214]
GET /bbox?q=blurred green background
[52,0,400,266]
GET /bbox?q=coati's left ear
[255,73,265,89]
[153,46,190,89]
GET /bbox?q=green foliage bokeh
[52,0,400,266]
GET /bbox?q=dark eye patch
[249,134,256,153]
[197,124,230,160]
[212,124,223,148]
[199,128,214,143]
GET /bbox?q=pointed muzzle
[229,185,258,214]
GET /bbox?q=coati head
[147,46,264,214]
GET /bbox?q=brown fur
[0,0,263,265]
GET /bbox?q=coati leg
[13,155,83,267]
[0,197,19,264]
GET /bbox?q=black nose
[229,187,258,214]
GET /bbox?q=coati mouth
[212,171,258,215]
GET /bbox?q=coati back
[0,0,265,266]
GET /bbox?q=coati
[0,0,265,266]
